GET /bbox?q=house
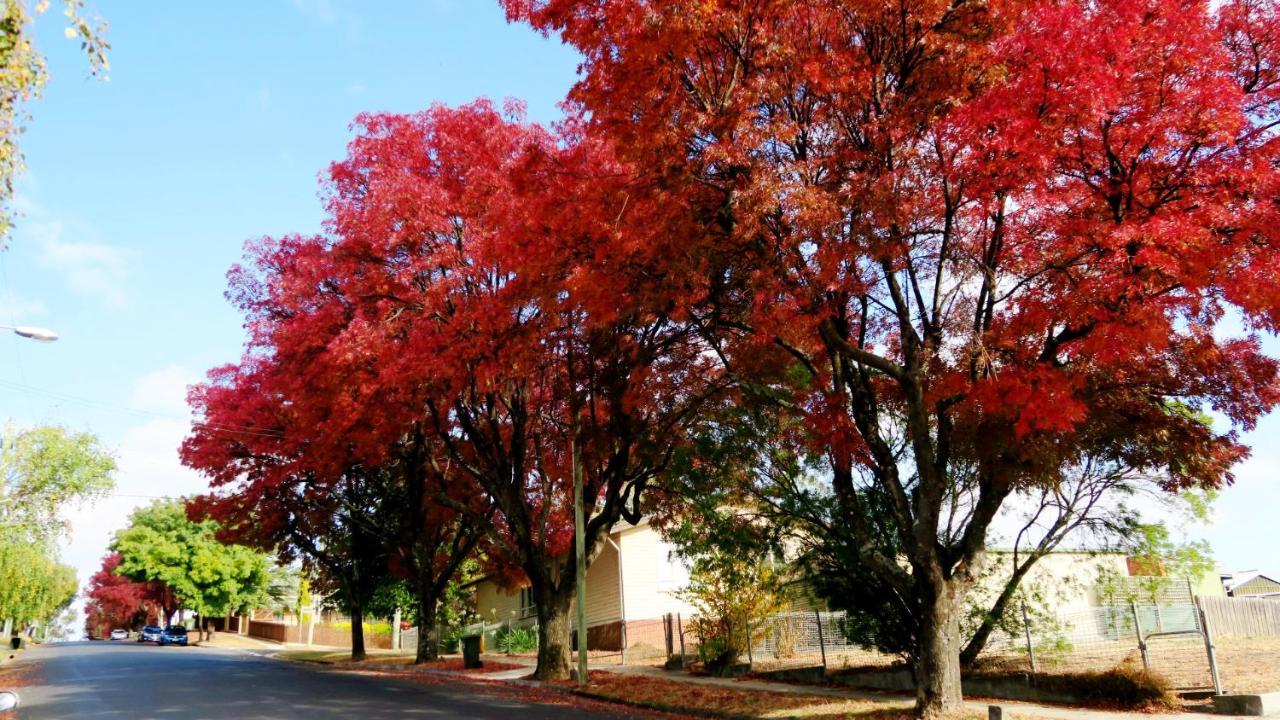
[471,518,699,653]
[467,521,1173,653]
[1220,570,1280,598]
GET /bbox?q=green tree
[0,0,107,242]
[0,540,75,633]
[0,424,115,635]
[0,423,116,544]
[112,499,269,640]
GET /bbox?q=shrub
[969,661,1175,710]
[329,620,393,637]
[494,624,538,654]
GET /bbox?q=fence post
[814,610,828,673]
[1196,597,1224,695]
[745,615,754,667]
[677,613,686,669]
[1020,600,1038,676]
[664,614,673,659]
[1130,600,1150,672]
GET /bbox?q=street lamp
[0,325,58,342]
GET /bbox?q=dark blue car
[158,626,188,646]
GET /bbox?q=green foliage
[0,540,75,625]
[0,424,114,627]
[365,576,414,622]
[112,499,270,619]
[1096,521,1214,605]
[331,619,394,637]
[675,548,787,669]
[437,558,481,633]
[494,623,538,654]
[1,424,116,545]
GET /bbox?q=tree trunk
[532,589,573,681]
[350,603,367,661]
[913,583,965,720]
[414,589,440,664]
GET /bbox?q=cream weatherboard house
[463,518,1176,654]
[470,518,698,653]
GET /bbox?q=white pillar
[305,605,315,646]
[392,607,402,650]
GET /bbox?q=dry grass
[1208,637,1280,694]
[558,672,986,720]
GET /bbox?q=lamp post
[0,325,57,342]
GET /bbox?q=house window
[520,587,536,617]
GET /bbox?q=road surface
[11,641,635,719]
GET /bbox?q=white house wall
[618,524,699,622]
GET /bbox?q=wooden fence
[245,618,393,648]
[1200,596,1280,637]
[248,620,290,642]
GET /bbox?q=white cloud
[256,85,272,112]
[130,365,199,417]
[21,213,130,310]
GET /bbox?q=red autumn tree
[301,100,724,679]
[84,553,170,638]
[508,0,1280,714]
[184,237,493,664]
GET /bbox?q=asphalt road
[11,641,634,719]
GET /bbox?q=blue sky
[0,0,1274,621]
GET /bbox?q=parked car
[109,629,128,641]
[158,626,188,646]
[138,625,163,643]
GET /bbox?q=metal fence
[427,596,1280,693]
[665,600,1267,692]
[982,601,1218,690]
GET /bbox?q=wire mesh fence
[980,602,1215,689]
[434,596,1279,693]
[664,602,1232,690]
[743,611,898,672]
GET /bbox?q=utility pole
[572,431,588,686]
